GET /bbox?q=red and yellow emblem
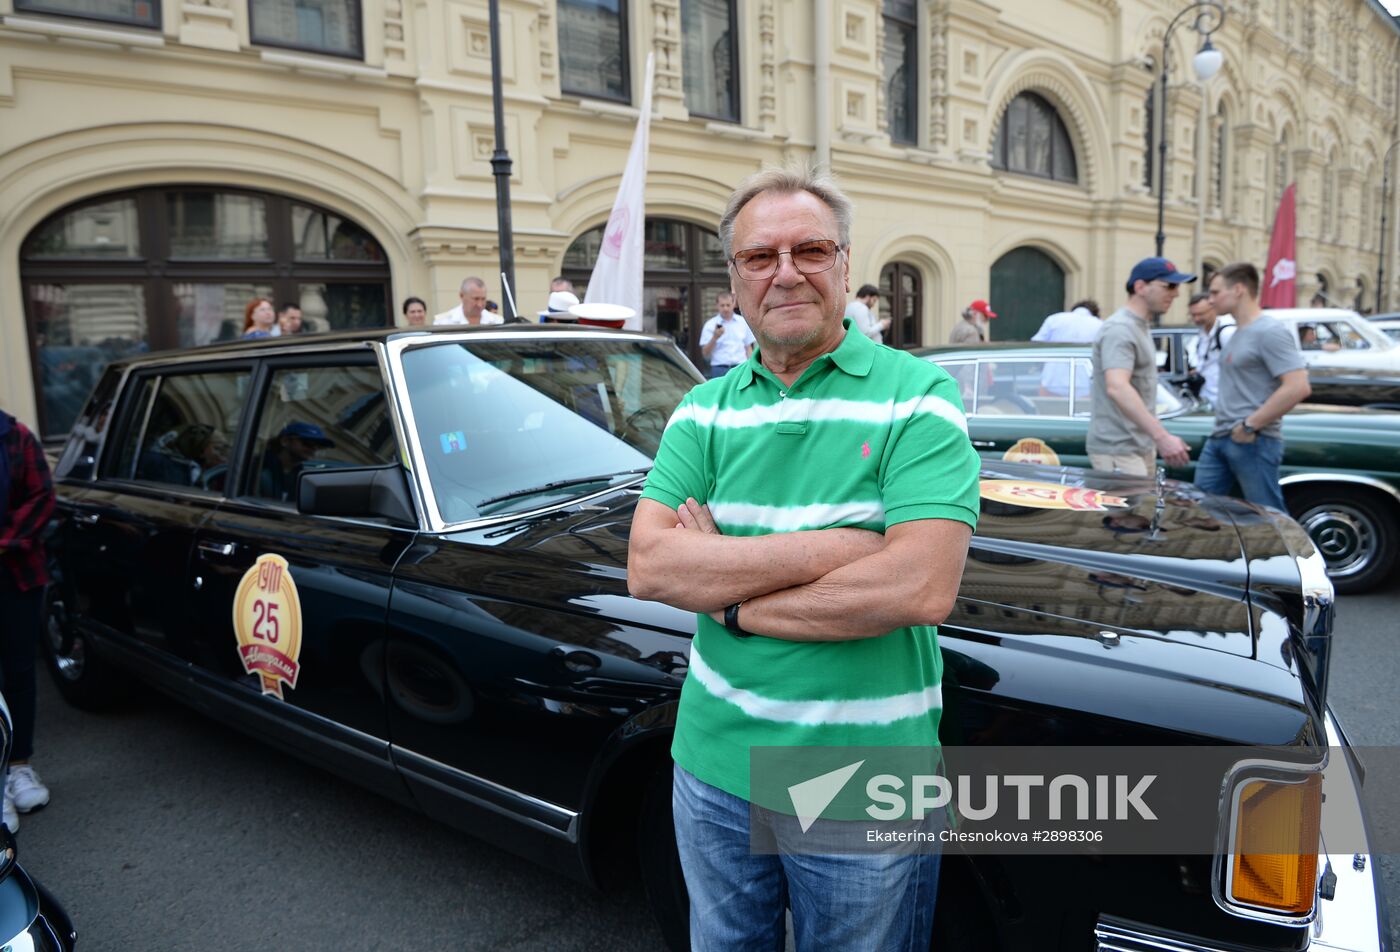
[1001,438,1061,466]
[979,479,1129,512]
[232,553,303,699]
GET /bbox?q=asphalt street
[15,569,1400,951]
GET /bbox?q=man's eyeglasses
[730,239,842,280]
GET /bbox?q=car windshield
[399,337,700,523]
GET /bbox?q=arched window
[1143,87,1156,193]
[562,218,728,368]
[21,186,391,436]
[992,92,1078,184]
[1212,103,1228,212]
[878,262,923,349]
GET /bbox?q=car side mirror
[297,464,416,527]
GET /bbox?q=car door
[62,364,252,662]
[186,353,414,802]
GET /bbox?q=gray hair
[719,165,854,259]
[460,277,486,293]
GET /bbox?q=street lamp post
[1377,140,1399,314]
[488,0,517,320]
[1154,1,1226,258]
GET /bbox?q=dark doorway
[878,261,923,349]
[989,247,1066,341]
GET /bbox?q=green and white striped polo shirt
[640,320,981,802]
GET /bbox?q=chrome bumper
[1096,709,1386,952]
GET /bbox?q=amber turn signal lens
[1229,775,1321,915]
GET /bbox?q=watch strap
[724,601,751,638]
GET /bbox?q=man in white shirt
[698,292,755,378]
[1188,292,1235,405]
[1032,299,1102,343]
[844,284,890,343]
[1033,300,1102,396]
[434,277,504,326]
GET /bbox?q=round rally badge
[1001,438,1061,466]
[979,479,1130,512]
[232,553,304,699]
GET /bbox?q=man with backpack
[1188,292,1235,405]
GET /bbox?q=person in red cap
[949,299,995,345]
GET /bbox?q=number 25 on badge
[233,553,304,699]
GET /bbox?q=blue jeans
[671,764,940,952]
[707,363,737,379]
[1194,433,1287,511]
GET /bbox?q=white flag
[583,53,654,331]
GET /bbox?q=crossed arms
[626,497,971,642]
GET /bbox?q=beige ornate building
[2,0,1397,435]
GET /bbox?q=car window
[1156,382,1189,417]
[116,371,249,492]
[400,338,699,523]
[974,360,1073,417]
[54,367,120,481]
[1071,359,1093,416]
[1153,335,1172,371]
[247,365,399,504]
[934,359,976,410]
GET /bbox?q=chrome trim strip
[370,341,430,531]
[1279,472,1400,506]
[390,745,580,842]
[115,339,376,369]
[1093,919,1236,952]
[1312,709,1386,952]
[1211,751,1325,926]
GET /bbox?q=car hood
[439,460,1313,683]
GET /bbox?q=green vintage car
[917,342,1400,592]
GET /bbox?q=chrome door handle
[74,512,100,525]
[198,541,237,558]
[971,440,997,448]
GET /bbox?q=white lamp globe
[1193,39,1223,81]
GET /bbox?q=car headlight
[1216,761,1324,923]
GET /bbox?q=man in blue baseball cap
[259,421,336,501]
[1087,257,1195,476]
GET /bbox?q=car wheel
[42,588,127,710]
[1288,486,1399,594]
[638,767,690,952]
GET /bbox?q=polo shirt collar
[737,318,873,390]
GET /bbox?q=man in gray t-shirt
[1087,258,1193,476]
[1194,263,1311,510]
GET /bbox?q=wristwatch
[724,601,753,638]
[1240,421,1258,435]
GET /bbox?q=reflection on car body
[43,326,1387,952]
[921,341,1400,593]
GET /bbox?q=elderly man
[433,277,504,326]
[1087,257,1193,475]
[627,168,980,950]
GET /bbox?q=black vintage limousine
[44,326,1386,951]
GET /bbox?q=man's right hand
[1155,432,1191,468]
[712,324,725,338]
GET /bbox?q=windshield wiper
[477,468,652,510]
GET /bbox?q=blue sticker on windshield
[440,431,466,454]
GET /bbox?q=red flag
[1261,183,1297,308]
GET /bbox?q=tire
[1287,486,1400,594]
[638,767,690,952]
[42,587,128,710]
